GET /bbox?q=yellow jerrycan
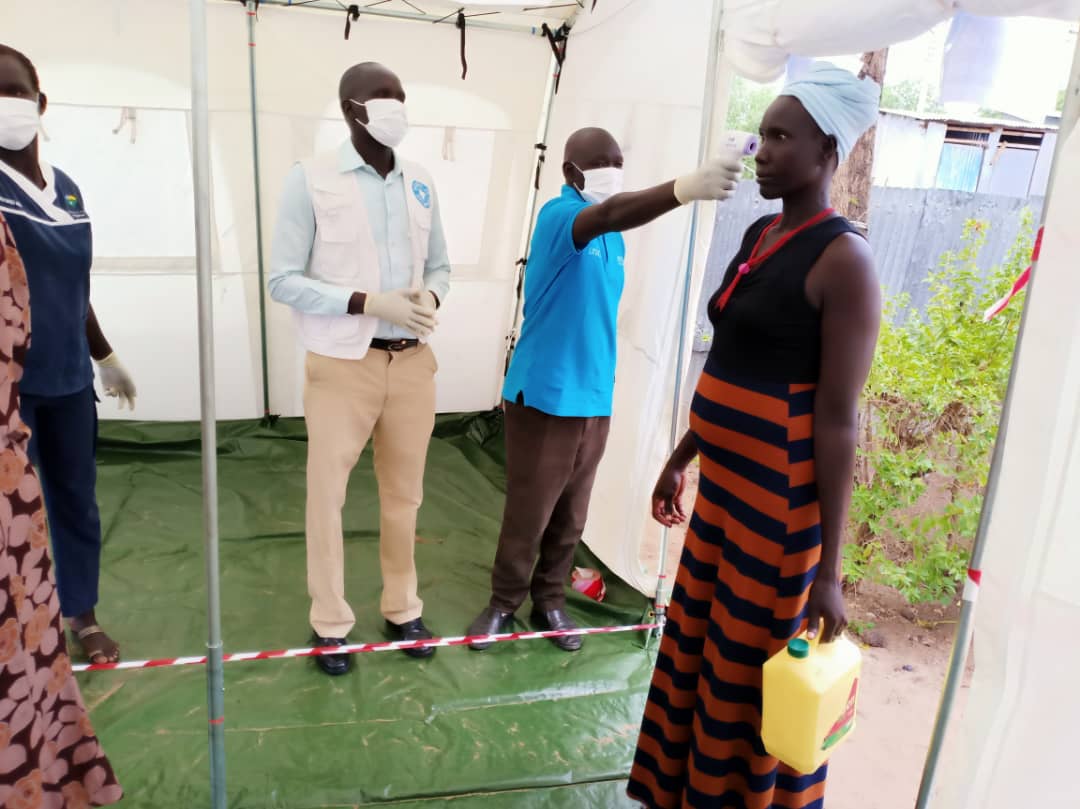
[760,634,861,774]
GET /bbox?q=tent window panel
[936,142,984,192]
[39,105,196,259]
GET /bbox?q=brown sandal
[74,624,120,664]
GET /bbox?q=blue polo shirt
[0,162,93,398]
[503,185,626,418]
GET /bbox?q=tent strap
[540,23,571,92]
[344,4,360,39]
[532,142,548,190]
[457,12,469,79]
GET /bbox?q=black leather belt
[370,338,419,352]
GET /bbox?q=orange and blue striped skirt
[628,359,827,808]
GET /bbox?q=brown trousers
[490,400,611,613]
[303,346,436,638]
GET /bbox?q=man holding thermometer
[466,127,757,651]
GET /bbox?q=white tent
[7,0,743,604]
[7,0,1080,805]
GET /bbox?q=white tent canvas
[6,0,1080,804]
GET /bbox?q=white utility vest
[295,150,434,360]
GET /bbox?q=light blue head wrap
[779,61,882,163]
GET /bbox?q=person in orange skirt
[628,62,882,808]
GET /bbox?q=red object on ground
[571,566,606,601]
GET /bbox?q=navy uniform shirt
[0,161,93,398]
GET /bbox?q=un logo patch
[412,180,431,209]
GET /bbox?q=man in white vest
[269,62,450,676]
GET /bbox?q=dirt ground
[637,465,966,809]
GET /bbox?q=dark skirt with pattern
[628,357,827,809]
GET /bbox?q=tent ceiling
[723,0,1080,82]
[227,1,1080,80]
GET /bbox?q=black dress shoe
[312,635,351,676]
[386,618,436,659]
[530,607,582,652]
[466,606,515,651]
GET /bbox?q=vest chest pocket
[414,218,431,268]
[312,189,358,243]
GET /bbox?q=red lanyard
[713,208,836,314]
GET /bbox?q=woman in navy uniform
[0,44,136,664]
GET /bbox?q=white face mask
[0,97,40,151]
[350,98,409,148]
[572,164,624,204]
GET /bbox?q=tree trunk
[842,51,889,506]
[830,49,889,232]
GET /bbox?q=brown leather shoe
[466,606,515,651]
[530,607,582,652]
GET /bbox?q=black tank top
[706,214,860,384]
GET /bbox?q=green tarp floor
[80,413,655,808]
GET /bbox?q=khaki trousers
[303,345,436,638]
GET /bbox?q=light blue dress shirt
[268,141,451,340]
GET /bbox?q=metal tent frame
[187,1,227,804]
[184,0,729,802]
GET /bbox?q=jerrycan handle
[787,630,846,659]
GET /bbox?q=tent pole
[246,0,272,418]
[650,0,724,641]
[189,0,227,805]
[505,50,560,372]
[914,24,1080,809]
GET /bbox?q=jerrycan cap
[787,638,811,659]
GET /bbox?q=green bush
[845,214,1034,604]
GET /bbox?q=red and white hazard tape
[961,568,982,604]
[983,226,1043,322]
[71,622,659,673]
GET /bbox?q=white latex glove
[364,288,437,337]
[673,157,743,205]
[96,353,137,410]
